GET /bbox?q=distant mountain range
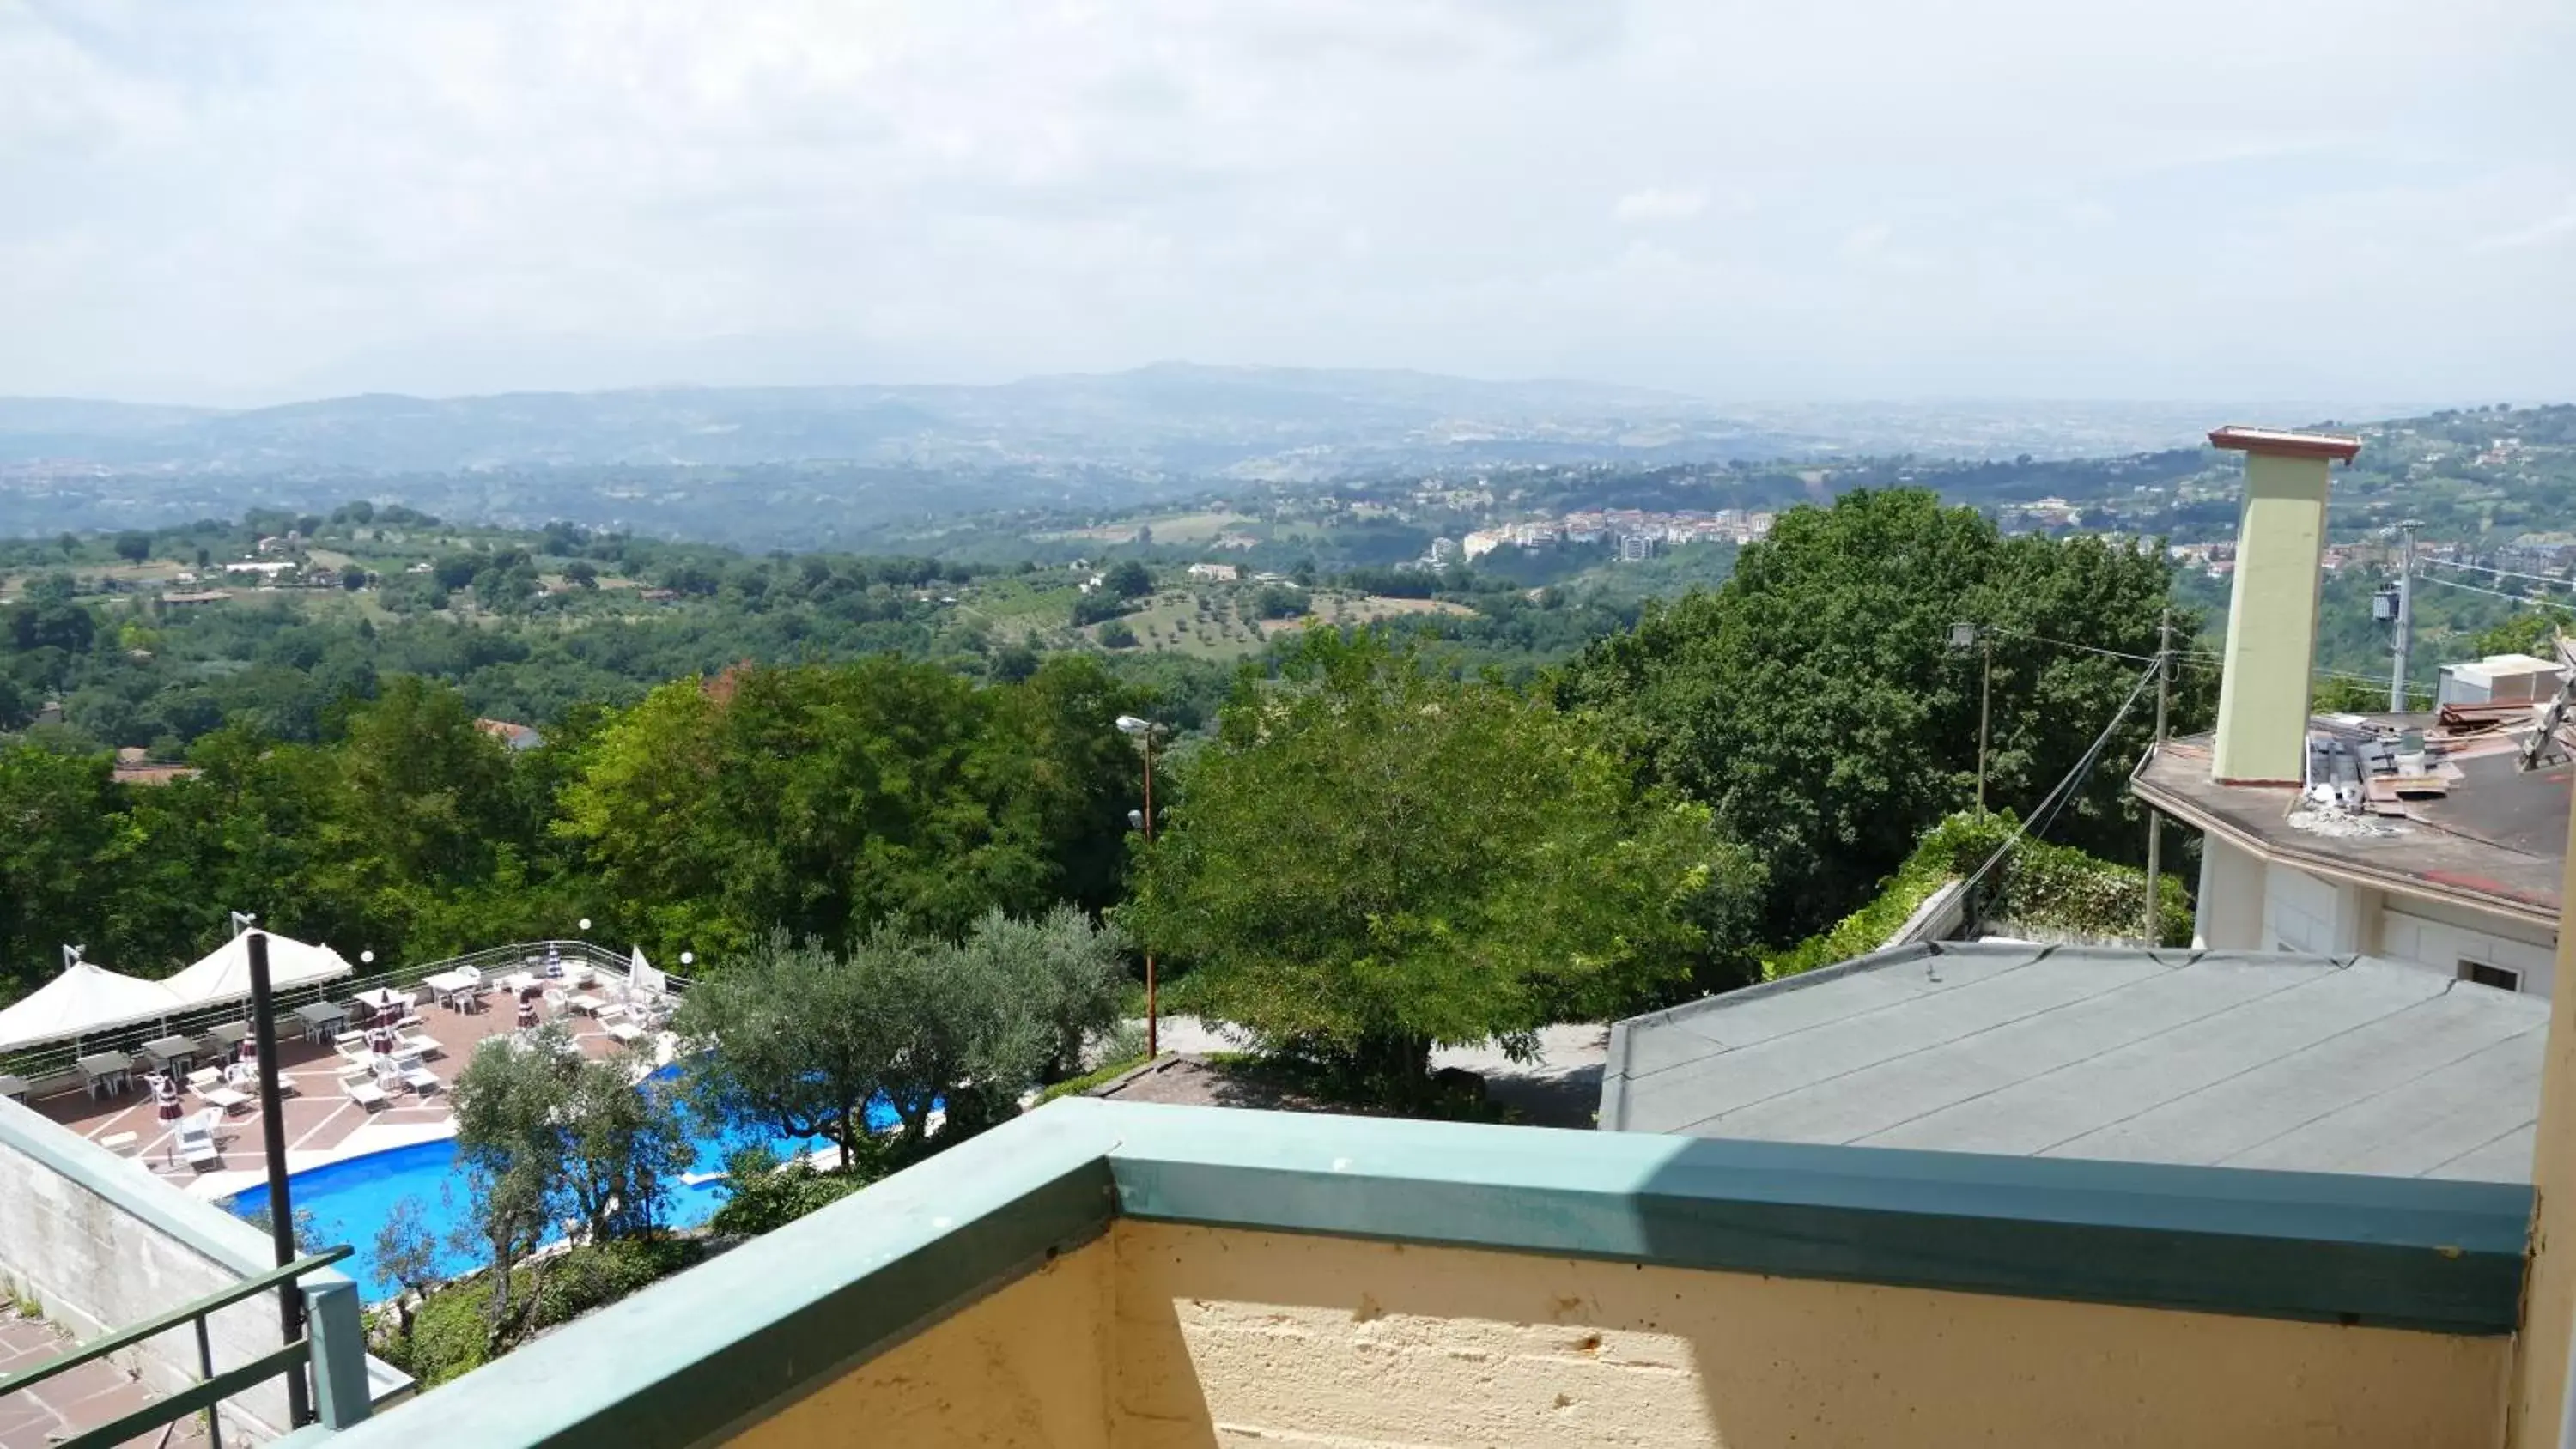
[0,364,1818,479]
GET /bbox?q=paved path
[0,1312,213,1449]
[1131,1016,1611,1129]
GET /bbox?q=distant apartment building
[1461,530,1506,560]
[1427,537,1459,566]
[1618,533,1656,563]
[1184,562,1240,583]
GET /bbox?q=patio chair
[392,991,427,1031]
[173,1114,221,1171]
[594,1003,645,1046]
[186,1066,251,1115]
[341,1069,389,1111]
[224,1060,294,1097]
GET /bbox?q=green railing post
[305,1278,373,1429]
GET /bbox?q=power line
[1955,657,2160,906]
[1988,627,2162,664]
[2415,572,2572,610]
[2419,556,2576,589]
[2175,652,2423,694]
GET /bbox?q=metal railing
[1,939,688,1097]
[0,1247,355,1449]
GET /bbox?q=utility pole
[1976,636,1992,819]
[1115,715,1162,1059]
[2144,609,2172,945]
[2391,521,2421,712]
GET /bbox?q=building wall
[2196,835,2269,948]
[2380,894,2559,997]
[720,1218,2510,1449]
[1107,1221,2505,1449]
[2196,835,2558,997]
[0,1098,295,1441]
[728,1242,1112,1449]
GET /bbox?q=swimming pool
[225,1070,894,1300]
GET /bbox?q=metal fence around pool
[0,940,690,1101]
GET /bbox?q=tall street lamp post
[1116,713,1163,1058]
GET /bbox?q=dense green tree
[1103,560,1153,599]
[112,531,153,563]
[1558,488,2206,939]
[1129,629,1732,1100]
[557,658,1138,958]
[341,676,515,887]
[0,749,118,994]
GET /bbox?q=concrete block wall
[0,1096,295,1441]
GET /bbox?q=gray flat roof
[1601,943,2545,1183]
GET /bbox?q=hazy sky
[3,0,2570,406]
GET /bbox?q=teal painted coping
[307,1097,2531,1449]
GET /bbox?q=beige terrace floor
[20,995,646,1202]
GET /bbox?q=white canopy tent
[0,960,185,1052]
[158,928,355,1008]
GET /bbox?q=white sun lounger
[342,1072,389,1110]
[174,1116,221,1171]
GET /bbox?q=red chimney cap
[2208,426,2362,462]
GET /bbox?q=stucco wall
[2211,450,2330,785]
[1108,1222,2505,1449]
[0,1098,301,1441]
[726,1241,1112,1449]
[2197,835,2268,949]
[733,1216,2510,1449]
[2382,894,2559,997]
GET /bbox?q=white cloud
[1613,187,1707,223]
[1,0,2570,404]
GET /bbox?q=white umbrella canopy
[0,961,185,1052]
[158,928,356,1008]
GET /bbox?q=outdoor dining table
[422,969,480,1013]
[76,1052,132,1100]
[138,1034,198,1075]
[0,1074,27,1103]
[495,971,539,997]
[206,1021,252,1052]
[294,1001,348,1044]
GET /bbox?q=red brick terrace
[16,978,653,1198]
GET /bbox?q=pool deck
[16,996,652,1202]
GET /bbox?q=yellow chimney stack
[2205,426,2362,785]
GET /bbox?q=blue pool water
[227,1069,897,1300]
